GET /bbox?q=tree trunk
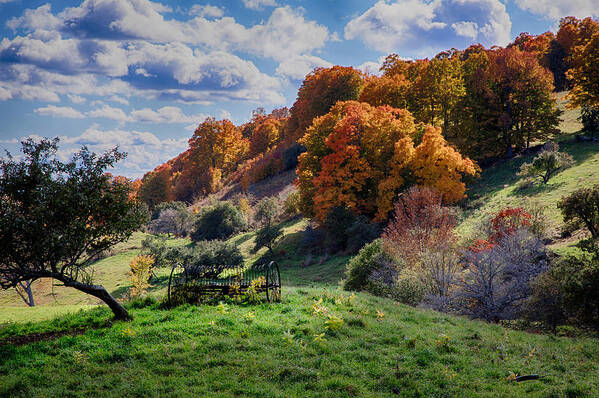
[61,278,131,320]
[15,280,35,307]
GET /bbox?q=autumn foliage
[297,101,478,221]
[469,207,532,252]
[382,186,458,265]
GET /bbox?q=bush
[346,216,381,254]
[344,240,393,291]
[141,235,170,268]
[525,270,566,333]
[383,186,457,265]
[322,207,380,253]
[389,269,426,306]
[129,255,154,298]
[323,207,356,253]
[517,143,574,184]
[148,206,194,237]
[184,240,244,269]
[254,197,281,226]
[191,201,246,241]
[151,201,187,220]
[580,105,599,138]
[282,191,301,219]
[558,185,599,239]
[546,250,599,331]
[253,223,283,256]
[455,229,547,322]
[301,224,326,254]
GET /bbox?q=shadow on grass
[509,181,566,197]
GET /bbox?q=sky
[0,0,597,178]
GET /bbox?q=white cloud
[85,104,208,124]
[344,0,511,55]
[87,105,130,122]
[129,106,206,124]
[357,55,389,76]
[276,55,333,80]
[56,125,189,177]
[67,94,86,104]
[108,95,129,105]
[190,4,224,18]
[242,0,278,10]
[34,105,85,118]
[513,0,599,21]
[452,21,479,40]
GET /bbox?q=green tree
[191,202,246,241]
[0,139,147,320]
[517,143,574,184]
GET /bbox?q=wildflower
[376,310,385,321]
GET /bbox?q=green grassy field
[1,287,598,397]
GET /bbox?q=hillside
[2,287,599,397]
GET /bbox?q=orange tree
[296,101,478,221]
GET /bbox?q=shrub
[129,255,154,298]
[282,191,301,219]
[455,229,548,322]
[389,269,426,306]
[254,197,281,226]
[346,216,381,254]
[151,201,187,220]
[344,240,393,292]
[185,240,244,269]
[301,224,326,254]
[253,223,283,256]
[558,185,599,239]
[191,201,246,241]
[148,206,194,237]
[322,207,380,253]
[541,247,599,331]
[418,244,461,298]
[141,235,170,268]
[383,186,457,265]
[580,105,599,138]
[323,207,357,253]
[517,143,574,184]
[525,270,566,333]
[524,201,550,239]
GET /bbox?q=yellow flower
[376,310,385,321]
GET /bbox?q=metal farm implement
[167,261,281,305]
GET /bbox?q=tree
[175,118,248,201]
[285,66,364,142]
[517,142,574,184]
[567,31,599,108]
[137,164,173,211]
[0,139,147,320]
[481,47,562,157]
[580,105,599,138]
[253,197,283,256]
[382,186,457,266]
[297,101,477,221]
[148,206,193,237]
[191,202,246,241]
[457,229,547,322]
[129,255,154,298]
[558,185,599,239]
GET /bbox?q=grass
[1,287,598,397]
[457,102,599,255]
[0,232,189,322]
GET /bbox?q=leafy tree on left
[0,138,148,320]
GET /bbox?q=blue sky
[0,0,596,177]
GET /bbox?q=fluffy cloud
[129,106,206,124]
[189,4,224,18]
[242,0,278,11]
[513,0,599,21]
[276,55,333,80]
[87,105,129,122]
[344,0,511,55]
[34,105,84,118]
[57,125,189,177]
[1,2,334,104]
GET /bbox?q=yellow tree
[297,101,478,221]
[567,31,599,108]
